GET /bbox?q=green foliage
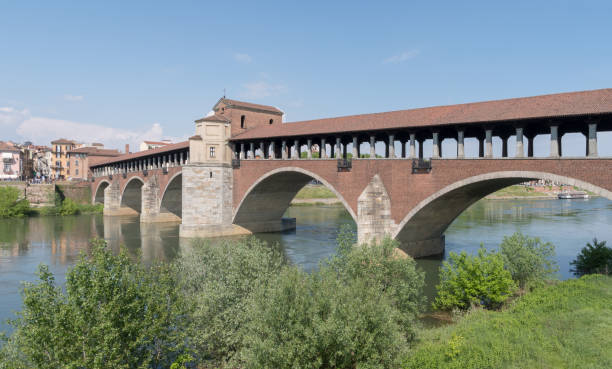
[403,275,612,369]
[499,232,558,289]
[434,247,516,311]
[236,228,425,369]
[58,197,79,216]
[0,186,31,218]
[571,238,612,276]
[1,239,189,369]
[175,237,285,364]
[294,185,337,199]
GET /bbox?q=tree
[570,238,612,276]
[2,239,188,369]
[434,247,516,311]
[175,237,285,364]
[0,186,30,218]
[499,232,558,289]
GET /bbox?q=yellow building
[50,138,76,179]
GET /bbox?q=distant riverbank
[291,184,590,205]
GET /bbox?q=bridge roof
[90,141,188,168]
[230,88,612,140]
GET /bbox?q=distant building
[0,141,22,180]
[50,138,77,179]
[139,140,173,152]
[67,146,122,180]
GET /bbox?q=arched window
[269,119,274,125]
[241,115,246,128]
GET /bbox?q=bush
[434,247,516,311]
[0,186,31,218]
[1,239,189,369]
[237,265,408,369]
[58,197,79,216]
[175,237,285,364]
[499,232,558,289]
[571,238,612,276]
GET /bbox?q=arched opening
[240,115,246,129]
[120,177,144,214]
[393,172,612,257]
[160,173,182,220]
[94,180,110,204]
[233,168,356,234]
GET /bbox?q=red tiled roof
[214,98,283,114]
[0,141,20,152]
[90,141,189,167]
[230,88,612,140]
[68,147,122,156]
[143,140,173,145]
[195,113,231,123]
[51,138,76,144]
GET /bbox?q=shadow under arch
[93,180,111,204]
[120,176,145,214]
[160,172,182,218]
[233,167,356,233]
[393,171,612,256]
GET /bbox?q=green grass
[294,185,337,199]
[488,185,548,198]
[403,275,612,369]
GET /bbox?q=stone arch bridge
[91,89,612,257]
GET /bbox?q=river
[1,197,611,331]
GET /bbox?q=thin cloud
[0,107,30,125]
[234,53,253,63]
[383,50,420,64]
[64,94,84,102]
[240,81,287,99]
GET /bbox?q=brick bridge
[91,89,612,257]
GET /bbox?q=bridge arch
[120,176,145,214]
[233,167,356,232]
[160,172,182,219]
[93,180,111,204]
[392,171,612,256]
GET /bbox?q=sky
[1,0,611,155]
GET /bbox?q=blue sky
[1,0,611,154]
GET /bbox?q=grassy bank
[294,184,337,199]
[403,275,612,369]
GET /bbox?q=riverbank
[291,184,595,204]
[403,275,612,368]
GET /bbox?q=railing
[337,159,351,172]
[412,159,432,174]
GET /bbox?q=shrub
[499,232,558,289]
[58,198,79,216]
[237,265,408,369]
[1,239,188,369]
[0,186,31,218]
[434,247,516,311]
[571,238,612,276]
[175,237,285,364]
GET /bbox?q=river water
[1,197,611,331]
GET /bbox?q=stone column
[432,132,440,159]
[335,137,341,159]
[352,136,358,158]
[515,128,524,158]
[527,136,534,157]
[388,133,395,158]
[501,136,509,158]
[321,138,327,158]
[457,130,465,158]
[369,135,376,158]
[485,129,493,158]
[418,139,424,159]
[588,122,598,157]
[281,140,287,159]
[292,139,299,159]
[307,139,313,159]
[249,142,255,159]
[102,181,122,216]
[409,133,416,158]
[240,143,245,159]
[260,141,266,159]
[550,125,559,157]
[269,141,276,159]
